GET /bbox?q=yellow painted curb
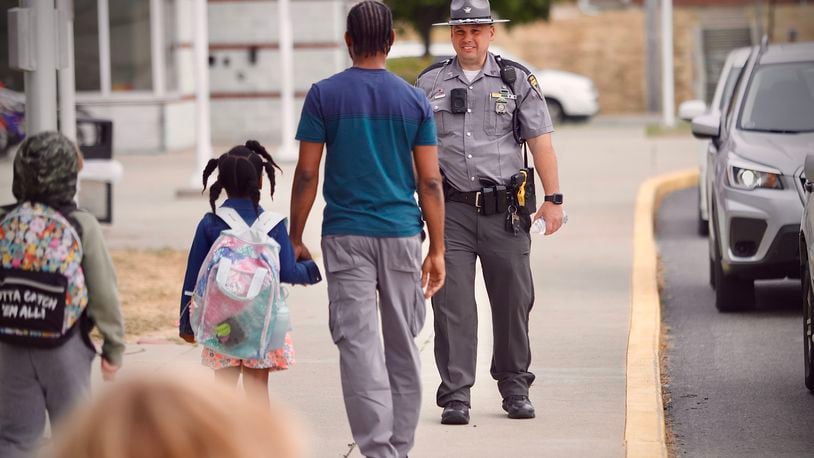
[625,169,699,458]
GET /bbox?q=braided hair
[201,140,282,216]
[346,1,394,59]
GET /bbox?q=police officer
[416,0,564,424]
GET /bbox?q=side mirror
[805,154,814,193]
[678,100,707,122]
[692,113,721,140]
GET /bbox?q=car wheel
[710,199,754,311]
[713,253,755,312]
[804,257,814,391]
[545,98,564,125]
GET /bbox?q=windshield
[719,66,743,110]
[740,62,814,133]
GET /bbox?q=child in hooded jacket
[0,131,124,457]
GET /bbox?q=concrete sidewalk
[0,121,697,457]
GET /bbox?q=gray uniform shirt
[416,53,554,192]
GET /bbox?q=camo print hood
[12,131,81,210]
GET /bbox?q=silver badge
[464,7,472,13]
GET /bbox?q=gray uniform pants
[322,235,425,458]
[0,332,95,457]
[432,201,535,407]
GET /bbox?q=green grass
[387,56,436,84]
[645,121,693,138]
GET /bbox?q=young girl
[179,140,320,403]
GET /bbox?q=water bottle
[531,217,546,235]
[531,211,568,235]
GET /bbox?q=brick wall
[489,3,814,113]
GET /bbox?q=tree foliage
[383,0,552,56]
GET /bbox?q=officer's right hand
[421,252,445,299]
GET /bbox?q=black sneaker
[441,401,470,425]
[502,395,535,419]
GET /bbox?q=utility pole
[661,0,675,127]
[9,0,59,135]
[56,0,76,142]
[645,0,660,113]
[278,0,296,161]
[192,0,212,188]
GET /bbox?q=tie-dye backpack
[0,202,88,347]
[190,207,290,360]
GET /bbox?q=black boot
[502,395,535,419]
[441,401,470,425]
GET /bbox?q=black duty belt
[444,182,511,216]
[445,188,482,208]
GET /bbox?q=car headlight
[727,155,783,190]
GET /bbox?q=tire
[713,255,755,312]
[545,98,564,125]
[803,255,814,391]
[709,256,716,289]
[710,198,754,311]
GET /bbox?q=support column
[278,0,296,161]
[192,0,212,187]
[661,0,675,127]
[21,0,58,134]
[56,0,76,142]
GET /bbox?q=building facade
[1,0,350,154]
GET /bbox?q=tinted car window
[740,62,814,133]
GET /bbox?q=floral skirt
[201,333,295,371]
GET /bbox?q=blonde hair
[45,373,304,458]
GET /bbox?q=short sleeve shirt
[296,68,437,237]
[416,53,553,192]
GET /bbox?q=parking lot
[658,187,814,456]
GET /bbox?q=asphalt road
[657,187,814,456]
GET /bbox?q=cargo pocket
[409,286,426,338]
[322,237,356,344]
[328,300,346,344]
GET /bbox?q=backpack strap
[215,207,250,232]
[252,211,287,235]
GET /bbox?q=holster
[510,168,537,216]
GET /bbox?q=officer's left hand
[534,202,564,236]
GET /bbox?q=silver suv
[693,41,814,312]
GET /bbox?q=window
[75,0,101,91]
[109,0,152,91]
[740,62,814,134]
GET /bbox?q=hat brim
[432,18,511,26]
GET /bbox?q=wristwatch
[544,193,564,205]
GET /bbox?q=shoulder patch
[528,74,543,100]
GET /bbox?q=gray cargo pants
[432,201,535,407]
[322,235,425,458]
[0,331,96,457]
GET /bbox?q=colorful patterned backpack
[0,202,88,347]
[190,208,290,359]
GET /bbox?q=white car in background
[388,42,600,124]
[679,47,751,235]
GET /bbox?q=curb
[625,169,699,458]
